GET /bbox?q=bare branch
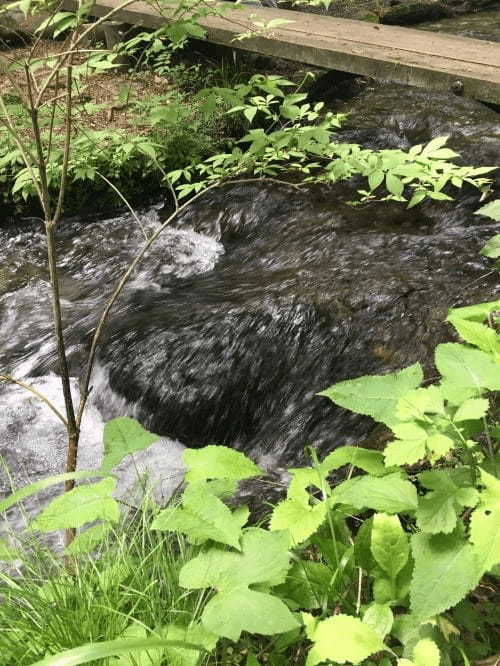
[0,374,68,427]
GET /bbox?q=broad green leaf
[369,169,384,191]
[410,532,479,623]
[475,199,500,221]
[28,638,204,666]
[0,470,107,514]
[151,484,247,549]
[319,363,423,426]
[183,445,262,483]
[447,299,500,324]
[469,470,500,575]
[453,398,489,422]
[276,560,332,609]
[383,423,427,466]
[449,318,500,357]
[64,523,112,555]
[180,528,297,640]
[396,386,445,422]
[101,418,159,473]
[363,603,394,639]
[386,173,404,196]
[371,513,409,581]
[30,479,119,532]
[201,587,297,641]
[269,497,326,544]
[159,624,218,666]
[481,234,500,259]
[321,446,388,477]
[112,625,162,665]
[412,638,440,666]
[332,473,418,513]
[436,343,500,404]
[306,614,386,665]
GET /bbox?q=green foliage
[101,417,159,473]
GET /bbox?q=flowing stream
[1,14,500,538]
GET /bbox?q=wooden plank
[72,0,500,104]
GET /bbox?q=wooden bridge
[76,0,500,104]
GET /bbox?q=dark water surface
[1,80,499,536]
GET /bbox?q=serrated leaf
[30,479,119,532]
[475,199,500,221]
[449,318,499,357]
[396,386,445,421]
[332,472,418,513]
[319,363,423,426]
[64,523,112,555]
[276,560,332,609]
[151,483,247,549]
[183,446,262,483]
[481,234,500,259]
[202,587,297,641]
[101,418,159,473]
[447,299,500,324]
[179,528,297,640]
[306,614,386,665]
[269,497,326,544]
[412,638,440,666]
[371,513,409,581]
[410,532,479,623]
[469,470,500,576]
[363,603,394,639]
[436,343,500,405]
[384,423,428,466]
[453,398,489,422]
[321,446,388,477]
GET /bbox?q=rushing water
[1,73,500,538]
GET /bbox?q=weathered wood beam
[68,0,500,104]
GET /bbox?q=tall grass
[0,501,209,665]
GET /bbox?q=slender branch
[76,176,297,427]
[25,65,51,218]
[53,60,74,224]
[95,171,149,239]
[0,374,68,427]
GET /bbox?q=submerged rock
[381,1,453,25]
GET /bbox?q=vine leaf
[30,478,119,532]
[179,528,297,640]
[183,445,262,483]
[410,532,479,623]
[305,614,386,666]
[332,472,418,514]
[318,363,423,426]
[469,470,500,576]
[152,483,248,549]
[101,417,159,473]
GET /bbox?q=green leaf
[202,587,297,641]
[276,560,332,609]
[332,472,418,513]
[151,483,248,549]
[30,479,119,532]
[371,513,409,581]
[449,318,500,357]
[383,423,428,466]
[410,532,480,623]
[469,470,500,575]
[481,234,500,258]
[396,386,445,422]
[179,528,297,640]
[244,107,258,123]
[64,523,112,555]
[436,343,500,404]
[183,445,262,483]
[368,169,384,191]
[386,173,404,196]
[28,637,205,666]
[453,398,489,422]
[321,446,388,477]
[158,624,217,666]
[319,363,423,426]
[475,199,500,221]
[0,471,107,514]
[112,625,162,666]
[101,418,159,473]
[306,614,386,666]
[269,497,326,544]
[447,299,500,324]
[363,603,394,639]
[412,639,440,666]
